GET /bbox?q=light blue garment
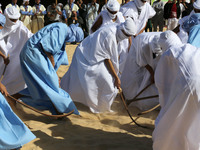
[0,93,35,150]
[0,13,6,27]
[182,13,200,33]
[19,22,79,115]
[69,24,84,42]
[188,24,200,48]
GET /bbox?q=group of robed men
[1,0,200,149]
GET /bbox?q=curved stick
[8,95,74,118]
[138,104,160,116]
[126,83,152,106]
[119,88,147,128]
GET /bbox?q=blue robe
[19,22,79,115]
[0,93,35,150]
[188,24,200,48]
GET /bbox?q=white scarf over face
[135,0,146,10]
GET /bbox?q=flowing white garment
[61,25,119,113]
[0,20,33,95]
[120,1,155,34]
[153,44,200,150]
[121,32,161,110]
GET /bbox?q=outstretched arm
[145,64,154,84]
[104,59,121,89]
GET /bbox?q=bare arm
[0,51,9,65]
[137,22,147,36]
[0,82,8,96]
[145,64,154,83]
[128,36,132,52]
[104,59,121,89]
[91,15,103,33]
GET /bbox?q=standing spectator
[182,0,194,17]
[6,0,20,11]
[63,0,79,24]
[20,0,33,31]
[46,2,62,25]
[86,0,99,33]
[164,0,181,30]
[178,0,186,19]
[152,0,164,31]
[31,0,46,33]
[0,4,2,13]
[57,3,65,22]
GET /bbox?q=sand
[14,44,159,150]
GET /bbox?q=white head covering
[23,0,29,4]
[149,35,163,55]
[158,31,182,52]
[106,0,120,12]
[193,0,200,10]
[135,0,146,9]
[182,13,200,33]
[57,3,63,7]
[4,6,20,19]
[116,17,137,42]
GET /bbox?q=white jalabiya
[61,24,119,113]
[153,44,200,150]
[6,4,20,11]
[0,17,33,95]
[120,1,155,34]
[20,5,32,31]
[92,10,128,73]
[121,32,161,110]
[31,4,46,33]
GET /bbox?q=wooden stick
[119,88,147,128]
[138,104,160,116]
[8,95,74,118]
[129,95,159,102]
[126,83,152,106]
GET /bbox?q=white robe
[153,44,200,150]
[20,5,33,31]
[120,1,156,34]
[121,32,161,110]
[0,20,33,95]
[61,25,119,113]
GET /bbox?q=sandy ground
[14,44,159,150]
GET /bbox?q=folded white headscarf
[193,0,200,10]
[106,0,120,12]
[4,6,20,19]
[135,0,146,10]
[23,0,29,4]
[149,35,163,55]
[158,31,182,52]
[116,17,137,42]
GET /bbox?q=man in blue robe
[19,22,84,115]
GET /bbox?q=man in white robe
[31,0,46,33]
[152,30,200,150]
[6,0,20,11]
[0,6,33,95]
[120,0,156,35]
[61,18,137,113]
[121,32,162,111]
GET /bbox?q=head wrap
[135,0,146,10]
[23,0,29,4]
[69,24,84,42]
[158,30,182,51]
[4,6,21,19]
[106,0,120,12]
[182,13,200,33]
[193,0,200,10]
[116,17,137,42]
[0,13,6,27]
[188,24,200,48]
[149,35,162,55]
[57,3,63,7]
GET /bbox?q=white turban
[116,17,137,42]
[23,0,29,4]
[149,35,162,55]
[4,6,20,19]
[135,0,146,10]
[193,0,200,10]
[158,31,182,52]
[106,0,120,12]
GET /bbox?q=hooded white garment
[106,0,120,12]
[152,43,200,150]
[0,7,33,95]
[120,32,161,110]
[120,0,155,34]
[61,19,137,113]
[91,9,128,73]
